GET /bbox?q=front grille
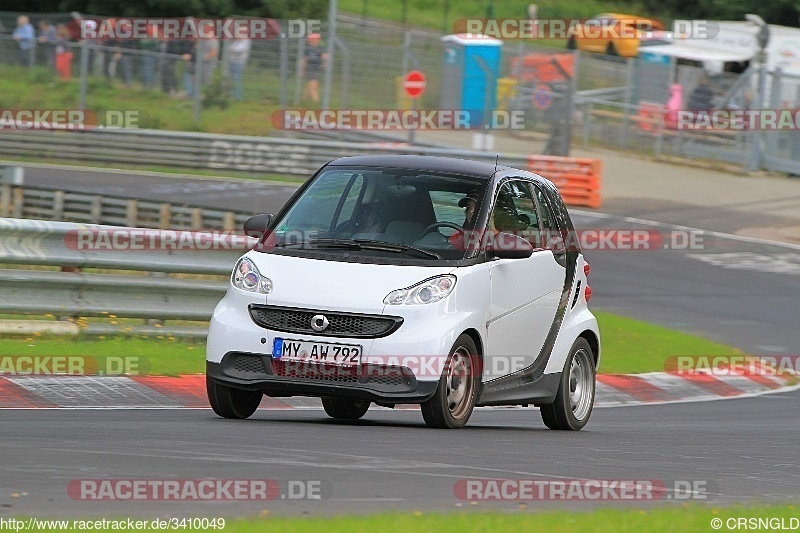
[249,304,403,338]
[231,355,265,374]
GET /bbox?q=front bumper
[207,352,440,403]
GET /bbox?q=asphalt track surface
[4,164,799,517]
[1,389,799,516]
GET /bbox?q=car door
[483,180,566,381]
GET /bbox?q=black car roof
[326,155,515,179]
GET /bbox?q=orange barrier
[527,155,602,209]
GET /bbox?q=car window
[533,184,563,251]
[490,181,540,247]
[271,167,485,260]
[336,174,364,225]
[277,170,359,233]
[430,190,468,226]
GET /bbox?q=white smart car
[206,155,600,429]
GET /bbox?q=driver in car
[449,188,484,250]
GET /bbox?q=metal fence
[0,216,251,336]
[0,182,249,230]
[3,12,800,174]
[0,128,531,175]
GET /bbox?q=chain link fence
[3,11,800,174]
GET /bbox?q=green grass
[0,335,205,376]
[594,310,741,374]
[17,505,800,532]
[0,310,739,377]
[339,0,659,33]
[0,65,280,136]
[227,506,800,532]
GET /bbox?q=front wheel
[206,375,262,419]
[322,397,370,420]
[540,338,596,430]
[421,334,480,429]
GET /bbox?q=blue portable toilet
[440,34,503,127]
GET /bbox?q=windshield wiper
[310,238,440,259]
[352,239,441,259]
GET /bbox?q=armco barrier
[0,128,530,176]
[0,217,254,326]
[527,155,602,208]
[0,184,248,230]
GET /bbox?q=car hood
[245,251,454,313]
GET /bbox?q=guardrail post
[0,185,10,217]
[12,188,24,218]
[159,204,172,229]
[53,191,65,220]
[90,196,102,224]
[223,212,235,231]
[126,200,138,227]
[191,208,203,230]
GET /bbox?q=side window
[490,180,541,246]
[533,184,563,251]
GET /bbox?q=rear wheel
[566,38,576,50]
[421,334,480,429]
[605,42,618,56]
[206,375,262,419]
[540,338,595,430]
[322,397,370,420]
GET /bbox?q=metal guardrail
[0,128,530,176]
[0,184,250,230]
[0,217,252,330]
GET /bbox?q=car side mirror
[243,213,273,238]
[487,232,534,259]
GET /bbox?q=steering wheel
[423,221,464,235]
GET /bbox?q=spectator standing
[199,26,219,87]
[182,39,198,98]
[302,33,326,104]
[226,23,250,101]
[54,24,73,81]
[12,15,35,66]
[37,19,58,70]
[139,25,159,90]
[160,35,184,96]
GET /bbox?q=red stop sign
[404,70,426,98]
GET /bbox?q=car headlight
[232,257,272,294]
[383,275,456,305]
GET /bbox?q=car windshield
[268,167,488,261]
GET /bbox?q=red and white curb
[0,370,795,409]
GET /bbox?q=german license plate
[272,338,362,365]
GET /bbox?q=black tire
[566,38,576,50]
[206,375,262,419]
[540,338,595,430]
[605,42,618,56]
[421,334,480,429]
[322,397,370,420]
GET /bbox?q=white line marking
[571,209,800,251]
